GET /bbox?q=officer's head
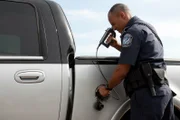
[108,3,132,33]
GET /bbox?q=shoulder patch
[122,33,133,47]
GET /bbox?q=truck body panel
[0,64,62,120]
[71,57,180,120]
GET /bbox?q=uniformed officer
[98,3,175,120]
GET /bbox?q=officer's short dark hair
[109,3,130,14]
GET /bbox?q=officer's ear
[119,11,126,20]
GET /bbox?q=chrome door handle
[14,70,45,83]
[19,76,39,80]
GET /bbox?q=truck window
[0,1,40,56]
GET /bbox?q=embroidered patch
[122,33,133,47]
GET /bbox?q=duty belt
[123,61,168,97]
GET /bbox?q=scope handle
[99,28,116,48]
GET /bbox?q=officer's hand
[106,34,118,48]
[98,86,110,97]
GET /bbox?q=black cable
[95,46,120,100]
[96,46,108,83]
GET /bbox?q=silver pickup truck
[0,0,180,120]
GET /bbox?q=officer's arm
[108,64,131,89]
[114,43,122,52]
[107,30,142,89]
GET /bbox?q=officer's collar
[121,16,141,35]
[125,16,140,28]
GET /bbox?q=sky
[53,0,180,59]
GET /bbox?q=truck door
[0,1,63,120]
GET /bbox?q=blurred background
[53,0,180,59]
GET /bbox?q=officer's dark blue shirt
[119,17,175,120]
[118,16,165,68]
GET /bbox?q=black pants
[130,85,175,120]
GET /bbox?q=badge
[122,33,133,47]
